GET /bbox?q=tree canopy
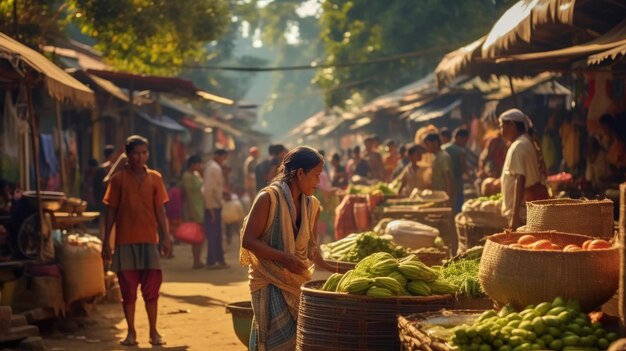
[0,0,231,75]
[315,0,512,106]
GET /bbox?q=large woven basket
[524,198,615,239]
[455,211,508,255]
[296,280,454,351]
[398,309,483,351]
[479,231,619,312]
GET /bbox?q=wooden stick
[618,183,626,335]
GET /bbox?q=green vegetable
[438,256,483,297]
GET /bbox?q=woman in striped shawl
[240,146,334,351]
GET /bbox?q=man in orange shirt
[102,135,171,347]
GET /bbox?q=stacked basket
[296,280,454,351]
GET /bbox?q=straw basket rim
[485,231,617,253]
[527,198,613,207]
[301,280,453,302]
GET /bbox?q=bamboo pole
[617,183,626,335]
[26,85,45,262]
[507,74,519,109]
[54,100,67,194]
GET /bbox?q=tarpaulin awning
[349,117,372,131]
[86,68,233,105]
[316,117,346,137]
[404,96,461,123]
[0,32,95,107]
[86,74,149,105]
[159,96,243,137]
[361,73,437,112]
[136,110,185,132]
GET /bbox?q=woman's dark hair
[331,153,341,162]
[214,149,229,157]
[274,146,324,183]
[424,132,441,144]
[407,144,425,155]
[125,135,149,154]
[187,155,202,169]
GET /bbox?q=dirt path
[43,237,333,351]
[45,239,253,351]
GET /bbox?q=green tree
[316,0,512,106]
[68,0,231,75]
[0,0,231,75]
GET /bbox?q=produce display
[438,246,484,297]
[321,232,408,263]
[321,252,456,297]
[508,235,613,251]
[462,193,503,214]
[347,182,397,196]
[445,297,617,351]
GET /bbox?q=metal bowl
[225,301,253,348]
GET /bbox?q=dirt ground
[41,236,332,351]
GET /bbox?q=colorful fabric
[240,183,320,350]
[103,167,169,245]
[181,170,204,224]
[166,186,183,220]
[117,269,162,305]
[111,244,161,272]
[249,285,297,351]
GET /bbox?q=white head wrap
[499,108,533,132]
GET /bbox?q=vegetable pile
[347,182,396,196]
[448,297,617,351]
[321,252,456,297]
[509,235,613,252]
[462,194,502,214]
[321,232,408,263]
[438,246,484,297]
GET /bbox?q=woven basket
[398,309,483,351]
[524,198,615,239]
[296,280,454,351]
[479,231,619,312]
[455,212,508,255]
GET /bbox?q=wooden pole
[128,81,135,134]
[26,85,46,262]
[507,74,519,109]
[617,183,626,335]
[54,100,67,194]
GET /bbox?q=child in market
[101,135,171,347]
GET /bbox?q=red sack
[334,195,365,240]
[175,222,204,245]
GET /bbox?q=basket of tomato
[479,231,618,312]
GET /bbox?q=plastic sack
[175,222,204,245]
[222,199,245,224]
[384,219,439,250]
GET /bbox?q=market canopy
[361,73,437,113]
[403,95,462,123]
[0,32,95,107]
[159,96,243,137]
[500,19,626,69]
[136,110,186,132]
[86,68,234,105]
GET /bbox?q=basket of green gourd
[296,253,455,351]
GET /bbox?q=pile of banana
[321,252,457,298]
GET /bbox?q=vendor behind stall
[498,109,549,230]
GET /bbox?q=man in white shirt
[203,149,229,269]
[499,109,547,229]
